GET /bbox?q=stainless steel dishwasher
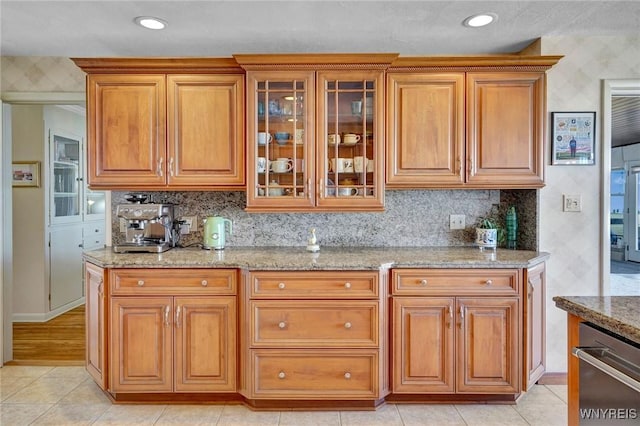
[573,322,640,425]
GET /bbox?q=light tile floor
[0,366,568,425]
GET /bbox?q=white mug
[257,157,267,173]
[343,133,361,145]
[270,158,293,173]
[353,156,366,173]
[328,134,341,145]
[258,132,273,145]
[330,158,353,173]
[338,187,358,196]
[366,159,374,172]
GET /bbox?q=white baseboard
[12,297,85,323]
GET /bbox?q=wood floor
[11,305,85,365]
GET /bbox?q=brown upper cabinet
[72,59,245,190]
[386,56,561,189]
[235,54,396,212]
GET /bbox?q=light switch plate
[563,194,582,212]
[450,214,465,230]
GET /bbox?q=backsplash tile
[111,189,538,250]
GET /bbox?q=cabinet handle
[97,282,103,297]
[528,280,534,299]
[420,279,428,286]
[456,156,461,174]
[157,157,164,177]
[278,282,286,289]
[448,304,453,328]
[319,178,325,199]
[201,280,208,287]
[169,157,175,176]
[164,305,170,327]
[175,306,181,328]
[307,178,312,200]
[278,371,286,379]
[344,282,352,289]
[94,229,99,233]
[485,279,493,286]
[278,321,286,329]
[344,322,352,329]
[78,243,84,248]
[344,372,351,380]
[137,280,144,287]
[468,157,473,174]
[459,305,465,328]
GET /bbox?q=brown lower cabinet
[85,263,544,405]
[391,269,521,398]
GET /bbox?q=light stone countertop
[83,246,549,271]
[553,296,640,344]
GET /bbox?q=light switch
[563,194,582,212]
[450,214,465,229]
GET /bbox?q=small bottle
[506,206,517,249]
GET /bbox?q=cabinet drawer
[110,268,237,295]
[251,301,378,347]
[249,271,379,298]
[249,349,378,399]
[392,269,519,296]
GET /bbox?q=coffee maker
[113,201,178,253]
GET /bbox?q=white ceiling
[2,1,640,57]
[2,0,639,146]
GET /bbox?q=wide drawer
[110,268,237,295]
[250,300,378,347]
[249,349,379,399]
[249,271,379,299]
[392,268,520,296]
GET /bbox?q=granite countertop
[553,296,640,344]
[83,246,549,270]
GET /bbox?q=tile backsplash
[111,189,538,250]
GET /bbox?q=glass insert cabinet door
[246,71,315,210]
[316,70,384,210]
[51,132,82,223]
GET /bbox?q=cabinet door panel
[466,72,544,187]
[457,298,519,393]
[525,263,545,389]
[167,75,244,187]
[110,297,172,392]
[87,74,166,186]
[174,297,236,392]
[392,298,455,393]
[386,73,464,187]
[85,263,107,390]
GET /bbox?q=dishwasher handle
[572,346,640,393]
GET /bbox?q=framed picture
[12,161,40,187]
[551,111,596,165]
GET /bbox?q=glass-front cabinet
[244,60,385,212]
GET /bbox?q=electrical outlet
[449,214,465,230]
[563,195,582,212]
[180,215,197,234]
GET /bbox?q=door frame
[601,79,640,296]
[0,92,86,364]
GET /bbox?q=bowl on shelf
[274,132,290,145]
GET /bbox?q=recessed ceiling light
[134,16,167,30]
[463,13,498,28]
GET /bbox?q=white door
[49,224,84,310]
[626,161,640,262]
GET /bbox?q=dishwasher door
[574,323,640,425]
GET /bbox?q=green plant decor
[476,217,506,246]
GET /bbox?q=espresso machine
[113,201,178,253]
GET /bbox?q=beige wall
[11,105,47,314]
[541,35,640,372]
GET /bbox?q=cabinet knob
[344,322,352,329]
[420,279,428,286]
[344,372,351,380]
[201,280,208,287]
[344,282,352,289]
[278,282,286,289]
[278,321,286,329]
[137,280,145,286]
[94,229,99,233]
[485,279,493,286]
[278,371,286,379]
